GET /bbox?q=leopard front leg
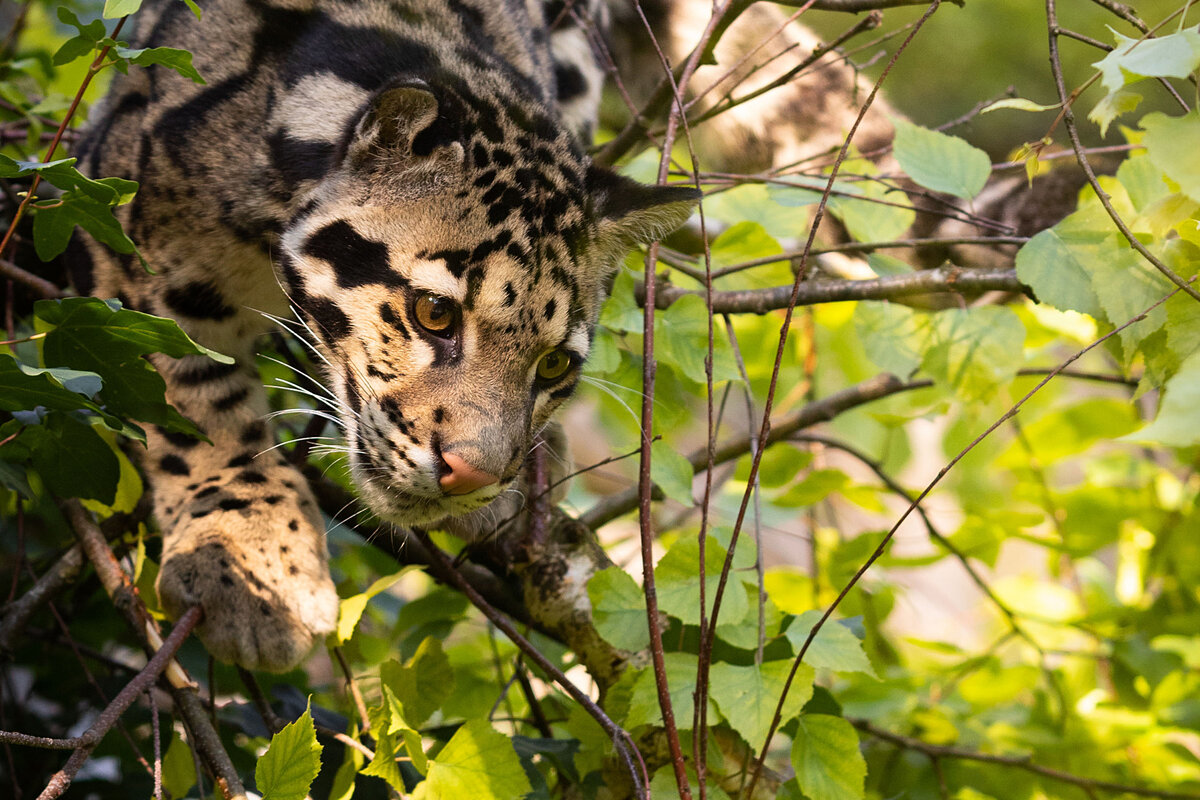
[149,354,338,672]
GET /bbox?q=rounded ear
[346,81,464,173]
[587,164,701,245]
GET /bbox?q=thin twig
[854,718,1200,799]
[27,606,202,800]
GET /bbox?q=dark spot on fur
[227,454,255,468]
[305,296,351,343]
[212,387,249,412]
[240,421,267,444]
[159,454,191,476]
[237,470,267,484]
[195,486,219,499]
[218,498,251,511]
[288,519,299,531]
[264,495,284,505]
[303,219,405,289]
[164,280,237,320]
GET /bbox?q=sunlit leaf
[256,705,322,800]
[791,715,866,800]
[893,119,991,199]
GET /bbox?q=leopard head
[276,81,697,525]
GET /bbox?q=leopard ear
[588,165,700,246]
[347,81,464,171]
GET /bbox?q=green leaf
[1094,28,1200,93]
[34,192,141,262]
[655,294,741,386]
[381,636,454,728]
[334,566,418,644]
[710,660,815,748]
[328,742,363,800]
[650,439,694,506]
[103,0,143,17]
[920,306,1025,401]
[768,166,915,243]
[791,715,867,800]
[1142,111,1200,204]
[774,468,849,508]
[1089,87,1143,138]
[893,119,991,199]
[855,301,931,378]
[35,297,230,434]
[54,8,106,61]
[161,731,196,800]
[361,697,412,789]
[784,610,876,676]
[412,719,532,800]
[655,535,748,627]
[710,221,789,289]
[981,98,1059,114]
[0,155,137,205]
[0,460,32,498]
[0,355,106,413]
[255,704,322,800]
[649,766,731,799]
[625,652,713,730]
[23,414,121,504]
[588,567,651,651]
[115,46,205,83]
[1123,348,1200,446]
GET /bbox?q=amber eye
[413,293,457,336]
[537,349,573,382]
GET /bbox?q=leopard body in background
[71,0,697,671]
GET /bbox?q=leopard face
[276,83,696,526]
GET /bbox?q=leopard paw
[156,486,338,672]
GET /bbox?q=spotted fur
[74,0,697,671]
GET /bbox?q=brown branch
[0,258,63,299]
[0,18,128,267]
[853,718,1200,799]
[1045,2,1200,305]
[749,278,1191,796]
[641,266,1024,313]
[0,545,85,654]
[781,0,961,8]
[411,527,649,798]
[582,373,932,528]
[61,500,248,800]
[27,606,202,800]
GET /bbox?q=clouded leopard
[72,0,698,671]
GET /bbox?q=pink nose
[439,452,499,495]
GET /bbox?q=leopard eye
[413,293,458,336]
[536,348,572,382]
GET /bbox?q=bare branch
[61,500,248,800]
[854,718,1200,799]
[642,266,1024,313]
[26,606,202,800]
[0,545,85,654]
[582,373,932,528]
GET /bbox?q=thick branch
[641,266,1024,313]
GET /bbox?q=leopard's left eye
[536,349,572,381]
[413,293,458,336]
